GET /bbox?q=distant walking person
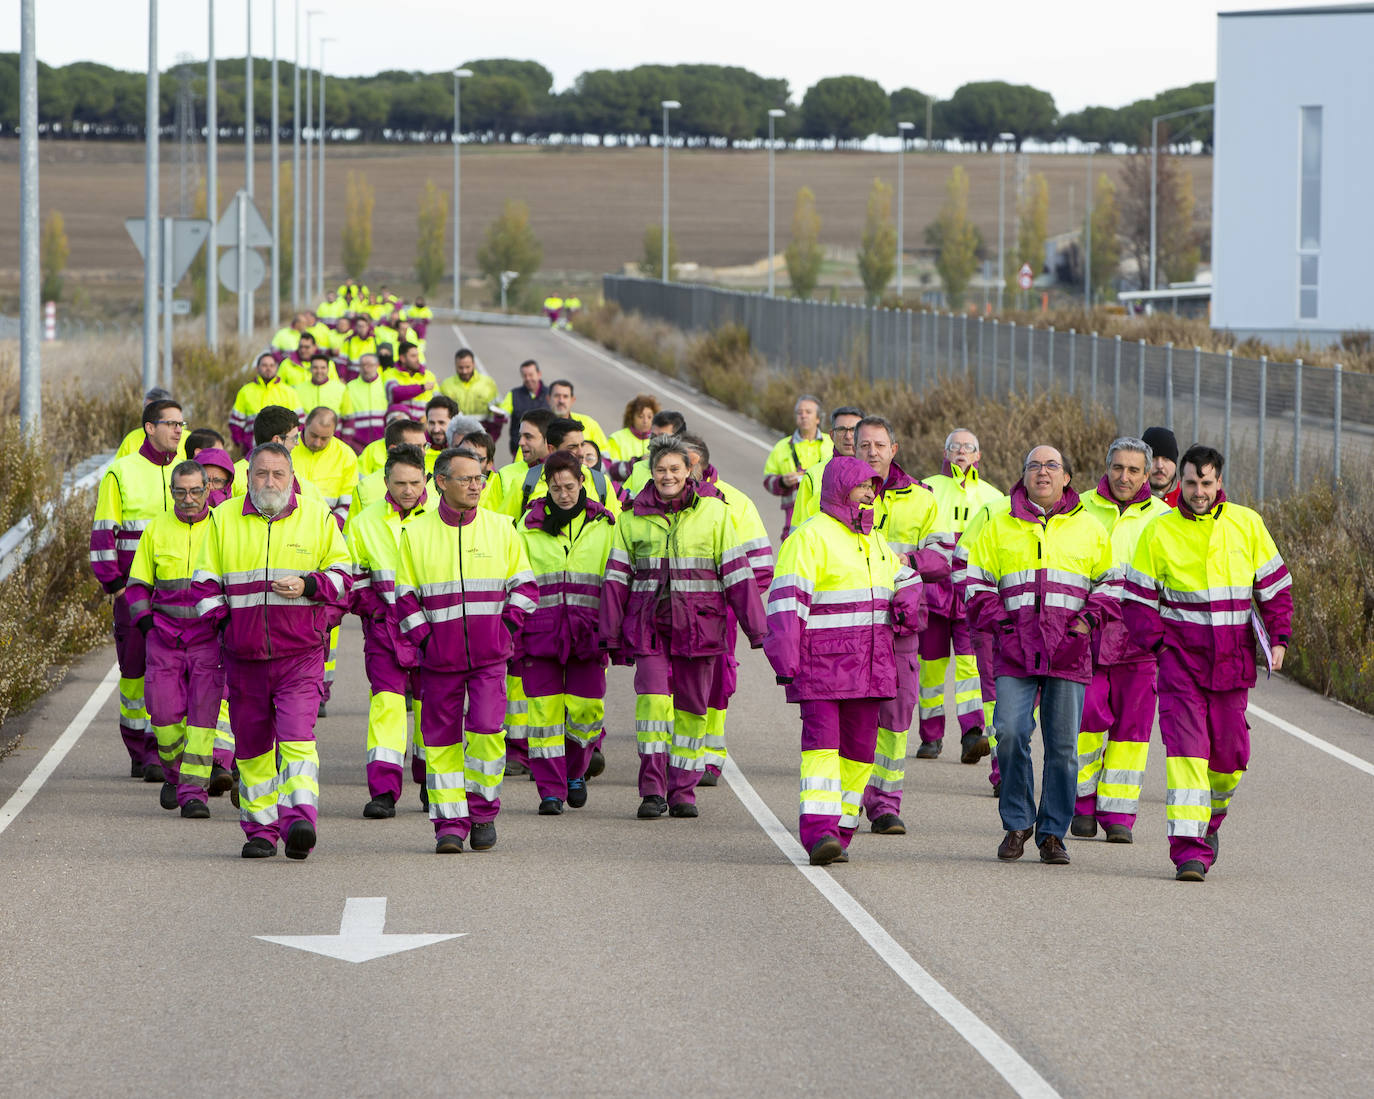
[963,446,1120,867]
[192,443,352,860]
[1124,445,1292,882]
[763,394,833,539]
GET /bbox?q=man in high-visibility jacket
[1071,436,1172,844]
[293,352,346,415]
[316,293,347,326]
[543,294,564,327]
[563,295,582,328]
[125,459,226,818]
[764,456,924,865]
[339,315,383,367]
[191,442,352,860]
[439,347,499,417]
[347,444,432,819]
[351,419,429,519]
[277,332,328,389]
[292,407,357,530]
[423,395,459,474]
[793,406,864,525]
[855,416,944,835]
[684,434,773,785]
[230,353,302,454]
[490,416,620,520]
[91,398,185,780]
[763,394,832,539]
[385,341,438,422]
[404,296,433,339]
[916,428,1006,765]
[115,388,189,461]
[339,353,389,455]
[1142,426,1182,508]
[1124,444,1292,882]
[395,447,539,854]
[548,378,608,452]
[492,359,551,457]
[964,446,1121,866]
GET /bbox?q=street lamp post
[996,131,1015,312]
[767,108,785,297]
[660,99,680,283]
[1084,142,1095,310]
[452,67,472,313]
[303,9,319,305]
[270,0,279,329]
[1150,103,1213,291]
[291,0,299,307]
[19,0,40,429]
[206,0,218,348]
[143,0,160,391]
[317,35,334,301]
[244,0,254,336]
[896,120,914,299]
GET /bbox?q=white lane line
[1248,702,1374,777]
[0,661,120,839]
[450,323,488,372]
[550,330,773,454]
[723,756,1061,1099]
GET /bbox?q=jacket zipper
[264,518,274,658]
[457,516,472,668]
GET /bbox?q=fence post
[1137,339,1146,436]
[1027,324,1036,399]
[905,308,913,386]
[919,311,929,391]
[991,318,999,397]
[1047,325,1055,394]
[1068,328,1077,396]
[1164,342,1175,431]
[1334,362,1343,485]
[1113,334,1122,424]
[1090,332,1099,411]
[977,316,985,393]
[1224,349,1233,464]
[1009,321,1018,396]
[961,313,969,378]
[1293,358,1303,490]
[1257,355,1268,504]
[947,311,955,378]
[1192,346,1201,446]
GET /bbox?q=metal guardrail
[441,308,549,330]
[604,275,1362,504]
[0,451,113,583]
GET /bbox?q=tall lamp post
[303,9,320,305]
[452,67,472,312]
[660,99,680,283]
[317,35,334,301]
[1150,102,1214,291]
[767,108,785,297]
[19,0,40,429]
[896,120,913,299]
[269,0,280,329]
[291,0,300,307]
[996,130,1015,312]
[1084,142,1095,310]
[143,0,160,390]
[206,0,218,348]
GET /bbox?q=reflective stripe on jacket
[125,506,216,645]
[90,440,178,592]
[438,371,499,416]
[604,428,650,482]
[518,500,616,662]
[346,491,431,666]
[963,482,1122,684]
[1123,491,1292,691]
[190,491,352,661]
[872,462,949,622]
[291,436,359,529]
[394,498,537,672]
[762,432,832,511]
[1081,478,1171,665]
[229,377,302,454]
[383,367,438,421]
[339,376,389,450]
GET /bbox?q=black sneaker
[960,732,991,764]
[284,820,316,860]
[637,795,668,819]
[539,797,564,815]
[419,784,430,811]
[208,764,234,797]
[808,835,843,865]
[129,761,145,779]
[832,848,850,863]
[1070,814,1098,838]
[698,770,719,787]
[586,749,606,780]
[1104,824,1133,844]
[159,781,178,811]
[566,778,587,809]
[469,821,497,850]
[870,813,906,835]
[668,802,698,818]
[317,702,328,719]
[363,793,397,819]
[181,799,210,819]
[241,837,276,859]
[143,763,165,784]
[915,739,942,760]
[992,781,1002,798]
[1176,860,1206,882]
[1206,832,1219,866]
[230,768,240,808]
[435,833,464,854]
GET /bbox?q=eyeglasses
[155,420,186,429]
[832,426,857,436]
[946,442,978,454]
[441,474,484,486]
[1024,461,1063,473]
[170,486,206,499]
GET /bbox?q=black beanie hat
[1142,426,1179,463]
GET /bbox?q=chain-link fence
[604,276,1364,504]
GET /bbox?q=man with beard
[1142,426,1181,507]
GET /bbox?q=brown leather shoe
[997,828,1034,860]
[1039,835,1071,864]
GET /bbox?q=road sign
[1017,263,1034,291]
[214,190,273,247]
[256,897,466,964]
[158,298,192,316]
[219,247,266,294]
[124,217,212,284]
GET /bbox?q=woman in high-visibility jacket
[599,436,767,820]
[604,394,659,483]
[764,456,925,866]
[515,451,617,815]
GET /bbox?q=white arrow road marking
[256,897,466,964]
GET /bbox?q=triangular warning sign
[215,191,273,248]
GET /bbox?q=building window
[1298,106,1321,320]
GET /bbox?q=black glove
[135,617,153,637]
[775,675,793,686]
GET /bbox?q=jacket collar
[1178,489,1227,521]
[940,459,982,482]
[252,374,287,389]
[1095,475,1152,513]
[632,480,697,517]
[386,485,429,518]
[177,504,210,525]
[438,497,477,527]
[1009,479,1080,522]
[879,460,915,495]
[139,437,177,466]
[523,496,612,530]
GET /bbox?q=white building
[1212,3,1374,345]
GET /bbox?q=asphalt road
[3,319,1373,1097]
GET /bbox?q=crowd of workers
[89,284,1292,881]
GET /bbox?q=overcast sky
[4,0,1322,113]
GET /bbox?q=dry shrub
[573,302,686,379]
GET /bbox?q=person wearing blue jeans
[961,445,1120,865]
